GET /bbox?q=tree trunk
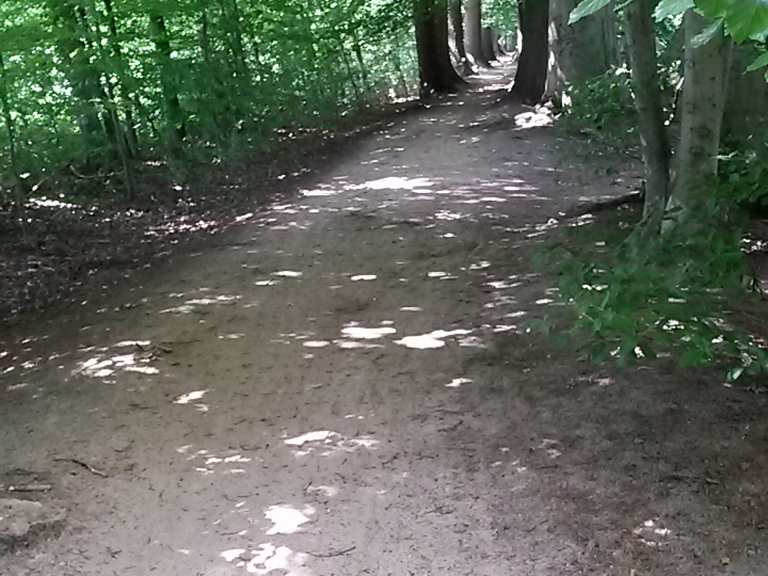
[48,0,106,158]
[666,11,732,222]
[481,26,497,62]
[104,0,139,157]
[149,13,186,146]
[624,0,670,225]
[722,44,767,145]
[449,0,474,75]
[511,0,549,104]
[546,0,618,104]
[352,30,370,88]
[465,0,490,67]
[0,52,21,187]
[414,0,465,96]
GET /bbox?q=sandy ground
[1,63,767,576]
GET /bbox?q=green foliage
[719,136,768,212]
[561,69,636,142]
[569,0,613,25]
[695,0,768,42]
[0,0,421,197]
[484,0,519,34]
[547,198,768,381]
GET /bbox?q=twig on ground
[307,545,356,558]
[54,457,109,478]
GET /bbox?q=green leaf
[654,0,694,20]
[569,0,614,24]
[691,19,723,47]
[695,0,768,42]
[746,50,768,71]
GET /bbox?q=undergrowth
[542,196,768,385]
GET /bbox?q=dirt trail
[1,63,767,576]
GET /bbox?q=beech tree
[511,0,550,103]
[415,0,466,94]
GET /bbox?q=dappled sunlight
[177,445,254,475]
[340,323,396,340]
[160,292,242,314]
[73,339,164,380]
[221,543,314,576]
[347,176,435,192]
[395,328,472,350]
[284,429,380,457]
[265,504,315,535]
[513,109,553,129]
[173,389,209,413]
[633,519,673,548]
[445,377,472,388]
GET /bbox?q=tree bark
[104,0,139,157]
[666,11,732,223]
[465,0,490,67]
[481,26,498,62]
[624,0,670,224]
[546,0,618,104]
[0,52,20,185]
[721,44,766,146]
[414,0,466,96]
[48,0,106,157]
[449,0,474,75]
[511,0,549,104]
[150,13,186,146]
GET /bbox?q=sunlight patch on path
[284,430,380,457]
[221,543,314,576]
[395,329,472,350]
[340,324,396,340]
[265,504,315,535]
[445,377,472,388]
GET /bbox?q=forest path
[2,62,767,576]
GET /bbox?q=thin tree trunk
[104,0,139,156]
[449,0,474,75]
[352,30,370,89]
[339,40,363,101]
[414,0,466,96]
[391,46,411,98]
[511,0,549,104]
[481,26,497,62]
[48,1,105,159]
[624,0,670,225]
[465,0,490,67]
[666,10,732,224]
[150,13,186,146]
[0,52,21,187]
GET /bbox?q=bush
[545,197,768,383]
[561,68,636,135]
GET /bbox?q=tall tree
[511,0,549,103]
[449,0,474,75]
[149,12,186,146]
[623,0,670,224]
[0,51,21,191]
[665,11,732,224]
[465,0,491,67]
[414,0,466,95]
[546,0,618,104]
[48,0,107,158]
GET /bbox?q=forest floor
[1,61,767,576]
